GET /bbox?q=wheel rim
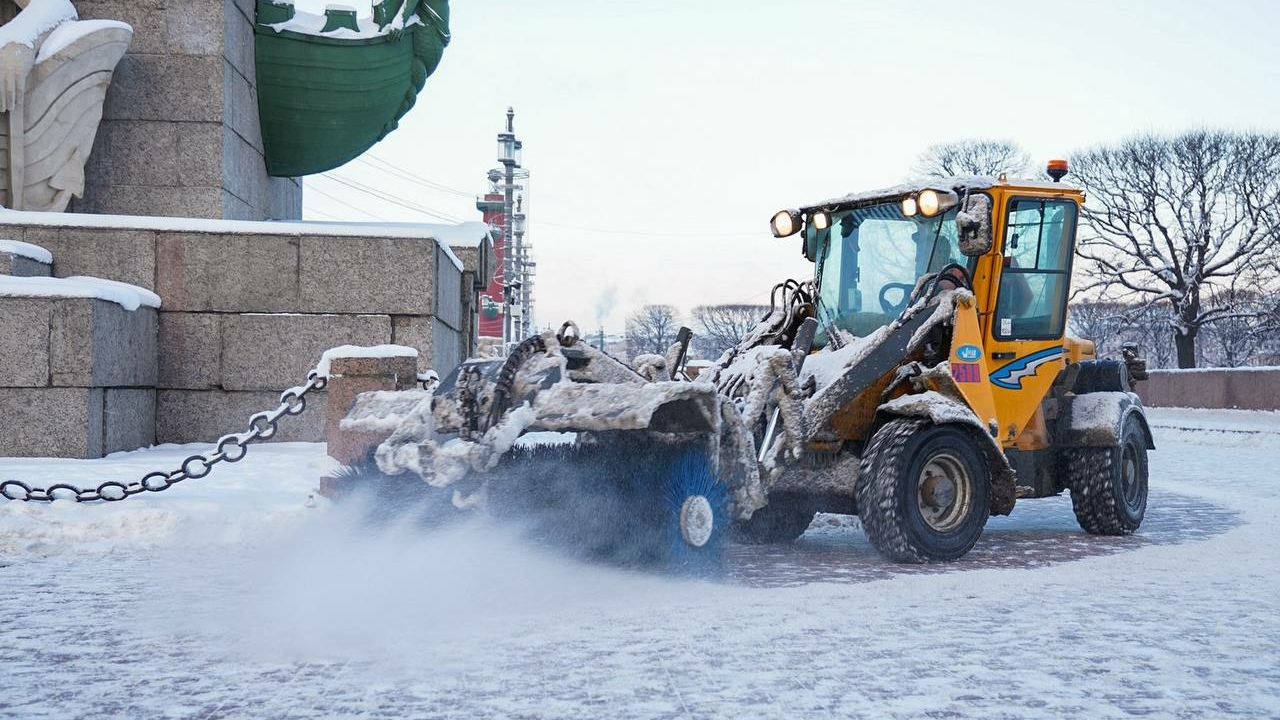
[679,495,715,548]
[917,451,973,533]
[1120,441,1142,510]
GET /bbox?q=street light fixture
[498,132,517,165]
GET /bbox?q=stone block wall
[1139,368,1280,411]
[0,297,158,457]
[69,0,301,220]
[2,253,51,277]
[0,214,490,456]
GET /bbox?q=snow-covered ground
[1,407,1278,719]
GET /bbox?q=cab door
[983,196,1079,446]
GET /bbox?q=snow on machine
[366,162,1153,566]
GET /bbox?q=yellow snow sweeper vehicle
[373,162,1152,566]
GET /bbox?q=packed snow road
[1,408,1277,719]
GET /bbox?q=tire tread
[1066,445,1138,536]
[856,418,931,562]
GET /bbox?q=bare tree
[1197,287,1280,367]
[1070,130,1280,367]
[625,304,680,358]
[690,304,769,359]
[914,139,1032,178]
[1069,300,1178,369]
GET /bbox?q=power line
[720,287,775,307]
[362,153,474,196]
[352,156,761,239]
[358,154,474,198]
[305,206,345,221]
[317,173,462,223]
[306,183,387,221]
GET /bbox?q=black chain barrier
[0,370,328,503]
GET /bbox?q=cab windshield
[813,201,968,345]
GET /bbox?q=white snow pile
[802,287,971,394]
[1067,390,1136,429]
[807,176,999,212]
[800,324,894,389]
[413,220,495,248]
[0,442,334,556]
[527,381,719,433]
[0,238,52,264]
[513,431,577,448]
[1149,365,1280,374]
[0,0,76,50]
[878,387,982,426]
[265,1,423,39]
[35,18,132,61]
[317,344,418,378]
[0,275,160,310]
[340,389,433,433]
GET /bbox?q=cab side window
[994,199,1076,339]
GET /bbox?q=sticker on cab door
[952,362,982,383]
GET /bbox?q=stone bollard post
[320,348,419,498]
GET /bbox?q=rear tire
[1066,414,1148,535]
[730,494,817,544]
[856,419,990,563]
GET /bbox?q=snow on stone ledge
[0,0,77,50]
[0,275,161,311]
[318,344,419,378]
[424,221,496,248]
[0,239,53,264]
[0,210,487,272]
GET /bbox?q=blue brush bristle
[661,449,729,574]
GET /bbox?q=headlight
[901,196,918,217]
[771,209,803,238]
[809,210,831,231]
[918,189,959,218]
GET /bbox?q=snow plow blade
[428,343,720,436]
[367,331,765,572]
[526,382,721,434]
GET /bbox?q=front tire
[856,419,991,563]
[1066,414,1148,535]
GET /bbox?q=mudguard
[1058,391,1155,449]
[876,390,1017,516]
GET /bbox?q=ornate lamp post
[496,108,520,348]
[512,199,528,338]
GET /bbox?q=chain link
[0,370,328,503]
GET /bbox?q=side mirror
[956,193,993,257]
[803,222,823,262]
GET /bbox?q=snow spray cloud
[148,486,713,665]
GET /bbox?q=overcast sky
[300,0,1280,335]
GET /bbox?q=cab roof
[798,175,1084,214]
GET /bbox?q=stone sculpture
[0,0,131,211]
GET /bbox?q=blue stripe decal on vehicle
[988,346,1065,390]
